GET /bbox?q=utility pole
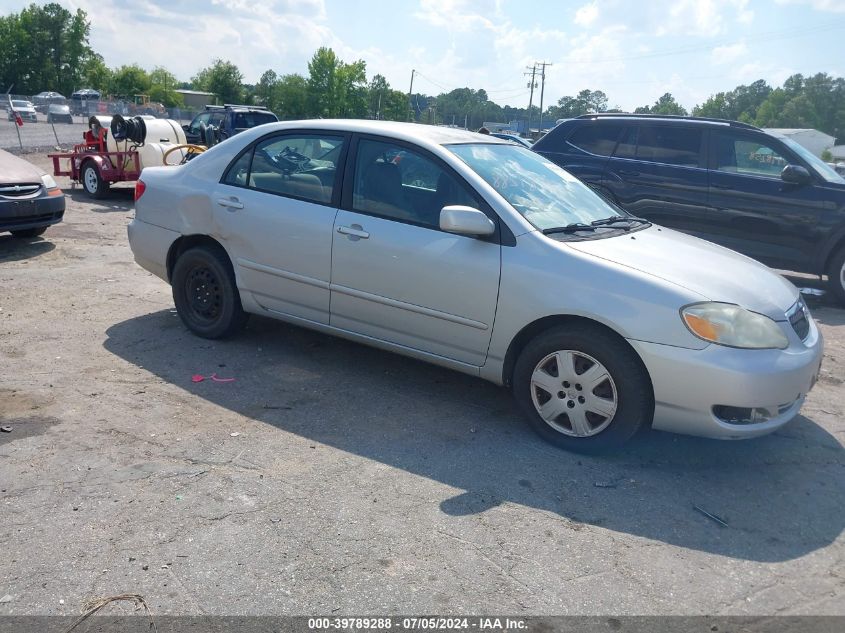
[536,61,552,136]
[524,64,537,136]
[407,69,416,122]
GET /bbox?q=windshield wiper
[590,216,650,228]
[542,223,597,235]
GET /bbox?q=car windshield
[778,136,845,185]
[11,100,28,108]
[447,143,625,230]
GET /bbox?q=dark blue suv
[533,114,845,303]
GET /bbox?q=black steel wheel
[171,245,248,339]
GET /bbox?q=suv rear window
[234,112,277,129]
[567,124,623,156]
[625,125,702,167]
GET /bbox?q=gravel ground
[0,153,843,617]
[0,117,88,152]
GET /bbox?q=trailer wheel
[81,162,109,199]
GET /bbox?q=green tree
[192,59,244,104]
[0,2,98,95]
[545,89,607,120]
[276,74,309,119]
[306,47,367,118]
[109,64,150,98]
[368,74,390,119]
[693,92,730,118]
[148,66,183,107]
[256,69,279,111]
[80,54,110,91]
[642,92,688,116]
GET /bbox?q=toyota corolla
[127,121,823,451]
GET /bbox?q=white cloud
[59,0,334,82]
[658,0,724,37]
[574,2,599,27]
[711,41,748,65]
[775,0,845,11]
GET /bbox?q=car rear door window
[713,133,788,177]
[224,134,344,204]
[635,125,702,167]
[352,139,477,229]
[614,126,638,159]
[567,124,623,156]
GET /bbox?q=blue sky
[3,0,845,110]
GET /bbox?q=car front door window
[352,139,477,229]
[714,134,788,178]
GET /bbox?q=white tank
[88,115,188,169]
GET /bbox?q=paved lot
[1,153,843,616]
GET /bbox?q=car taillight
[134,179,146,201]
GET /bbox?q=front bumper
[0,194,65,233]
[629,319,823,439]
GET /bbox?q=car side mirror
[781,164,812,185]
[440,206,496,237]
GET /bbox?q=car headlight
[41,174,58,189]
[681,302,789,350]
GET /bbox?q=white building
[831,145,845,161]
[764,128,836,159]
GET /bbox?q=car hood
[0,148,47,182]
[564,225,798,319]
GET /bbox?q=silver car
[128,121,823,451]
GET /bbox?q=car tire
[512,324,653,452]
[827,245,845,305]
[171,245,249,339]
[81,162,109,199]
[10,227,48,238]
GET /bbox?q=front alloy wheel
[513,324,653,452]
[530,350,618,437]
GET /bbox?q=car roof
[237,119,511,147]
[571,113,761,131]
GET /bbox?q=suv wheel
[828,245,845,305]
[171,245,249,339]
[513,324,652,452]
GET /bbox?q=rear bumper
[629,322,823,439]
[127,218,180,282]
[0,194,65,233]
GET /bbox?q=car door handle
[217,197,244,210]
[337,225,370,239]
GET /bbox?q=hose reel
[111,115,148,145]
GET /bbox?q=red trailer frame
[48,127,142,192]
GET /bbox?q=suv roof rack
[205,103,269,111]
[575,112,760,131]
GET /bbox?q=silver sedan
[128,120,823,451]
